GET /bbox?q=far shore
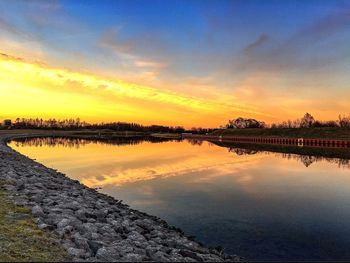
[211,127,350,140]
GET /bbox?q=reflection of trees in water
[228,147,350,168]
[12,136,176,149]
[281,154,317,167]
[281,153,350,168]
[186,139,203,146]
[228,148,258,155]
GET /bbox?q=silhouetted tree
[338,115,350,127]
[226,117,265,129]
[300,113,315,128]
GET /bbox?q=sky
[0,0,349,128]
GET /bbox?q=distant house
[3,119,12,127]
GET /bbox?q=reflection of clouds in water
[82,153,264,188]
[237,175,253,183]
[95,175,106,181]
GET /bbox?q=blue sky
[0,0,349,125]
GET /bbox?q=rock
[127,230,147,243]
[64,201,80,211]
[98,224,115,236]
[96,247,120,261]
[150,251,171,262]
[67,247,86,258]
[57,218,70,229]
[121,253,144,261]
[16,179,25,191]
[81,222,98,234]
[73,233,90,250]
[58,225,74,238]
[38,223,49,230]
[87,240,104,256]
[32,205,44,217]
[179,249,204,262]
[75,209,87,221]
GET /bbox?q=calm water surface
[9,137,350,261]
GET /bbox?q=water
[9,137,350,261]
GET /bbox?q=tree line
[225,113,350,129]
[2,118,186,133]
[2,113,350,133]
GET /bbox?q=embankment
[0,132,239,262]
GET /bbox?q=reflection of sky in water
[9,138,350,260]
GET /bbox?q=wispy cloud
[99,27,168,81]
[239,6,350,74]
[243,33,269,54]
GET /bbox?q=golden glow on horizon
[1,53,348,127]
[0,54,266,127]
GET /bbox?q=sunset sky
[0,0,349,128]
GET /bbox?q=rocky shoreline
[0,134,240,262]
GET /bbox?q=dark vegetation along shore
[212,127,350,140]
[0,131,240,262]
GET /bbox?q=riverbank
[212,127,350,140]
[151,133,182,139]
[0,132,239,262]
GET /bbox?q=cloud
[244,33,269,54]
[134,60,164,69]
[0,52,23,61]
[0,17,17,35]
[98,28,170,82]
[24,0,62,28]
[239,7,350,74]
[0,16,34,41]
[99,27,132,55]
[289,6,350,45]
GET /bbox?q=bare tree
[338,114,350,127]
[300,113,315,128]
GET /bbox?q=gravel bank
[0,134,240,262]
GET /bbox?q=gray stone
[67,247,86,258]
[96,247,120,261]
[63,201,80,211]
[75,209,87,221]
[179,249,204,262]
[57,218,70,229]
[87,240,104,256]
[121,253,144,262]
[150,251,171,262]
[32,205,44,217]
[73,233,90,250]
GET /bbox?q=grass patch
[0,185,69,262]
